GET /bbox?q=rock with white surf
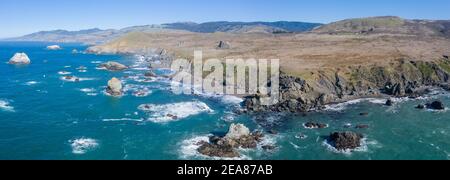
[197,123,264,158]
[106,77,123,96]
[9,53,31,64]
[225,123,251,140]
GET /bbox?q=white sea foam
[221,95,244,104]
[102,118,144,122]
[80,88,98,96]
[60,76,79,82]
[322,138,373,155]
[323,99,365,111]
[221,113,236,122]
[138,101,214,123]
[132,90,152,97]
[60,76,95,82]
[132,67,150,71]
[91,61,103,64]
[80,88,96,93]
[324,98,387,111]
[0,100,14,112]
[58,71,72,75]
[69,138,99,154]
[25,81,39,86]
[302,123,329,129]
[179,135,210,159]
[123,84,152,97]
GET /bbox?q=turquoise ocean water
[0,42,449,160]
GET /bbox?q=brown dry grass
[92,30,450,77]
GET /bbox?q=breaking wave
[138,101,214,123]
[0,99,14,112]
[69,138,99,154]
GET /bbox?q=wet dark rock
[304,122,328,129]
[328,131,363,151]
[197,141,240,158]
[416,104,425,109]
[385,99,394,106]
[359,112,369,116]
[144,71,157,78]
[262,145,277,151]
[355,124,369,129]
[384,83,405,97]
[439,83,450,91]
[426,100,445,110]
[295,133,308,140]
[267,130,278,135]
[167,114,178,120]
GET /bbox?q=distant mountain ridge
[7,17,450,44]
[5,21,323,44]
[312,16,450,38]
[162,21,322,33]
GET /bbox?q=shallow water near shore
[0,42,449,160]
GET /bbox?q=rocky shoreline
[244,59,450,113]
[87,48,450,114]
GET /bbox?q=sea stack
[9,53,31,64]
[106,77,123,96]
[46,45,62,50]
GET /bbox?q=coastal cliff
[244,58,450,112]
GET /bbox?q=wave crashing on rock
[138,101,213,123]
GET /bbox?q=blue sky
[1,0,450,38]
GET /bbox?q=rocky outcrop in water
[106,77,123,96]
[197,124,264,158]
[144,71,157,78]
[328,131,363,150]
[426,100,445,110]
[98,61,128,71]
[244,60,450,113]
[46,45,62,50]
[9,53,31,64]
[304,122,328,129]
[385,99,394,106]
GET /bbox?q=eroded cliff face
[244,58,450,112]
